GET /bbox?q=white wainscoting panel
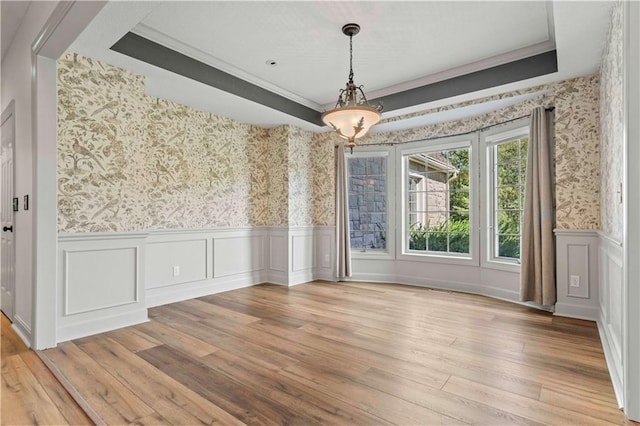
[57,233,148,342]
[289,230,315,285]
[64,247,138,315]
[554,230,600,320]
[146,228,268,307]
[567,244,590,298]
[598,232,624,408]
[266,226,336,286]
[57,227,335,341]
[314,226,335,281]
[213,235,264,278]
[146,239,207,289]
[292,234,314,272]
[269,234,287,273]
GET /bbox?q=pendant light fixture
[322,23,382,153]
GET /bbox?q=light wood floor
[1,313,92,425]
[38,281,634,425]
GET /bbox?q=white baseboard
[289,270,315,286]
[554,303,599,321]
[598,318,625,409]
[345,272,397,284]
[314,268,335,282]
[57,309,148,343]
[402,274,520,302]
[271,273,314,287]
[12,315,32,348]
[147,273,267,307]
[268,271,290,286]
[348,272,521,306]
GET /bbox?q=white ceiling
[69,1,614,132]
[136,1,551,107]
[1,1,30,60]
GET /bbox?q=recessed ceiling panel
[70,0,612,132]
[138,1,551,105]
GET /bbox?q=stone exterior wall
[348,156,387,249]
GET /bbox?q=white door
[1,104,16,321]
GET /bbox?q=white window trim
[396,134,480,267]
[480,119,529,273]
[346,146,396,260]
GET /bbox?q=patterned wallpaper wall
[58,52,284,232]
[265,126,289,226]
[58,51,601,233]
[599,0,624,242]
[58,53,335,232]
[287,126,315,227]
[336,74,601,230]
[311,132,334,226]
[554,75,601,229]
[58,52,148,232]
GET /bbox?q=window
[348,154,388,251]
[404,143,472,256]
[487,127,528,263]
[397,124,529,268]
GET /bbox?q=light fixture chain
[348,34,354,83]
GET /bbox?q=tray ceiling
[69,1,613,132]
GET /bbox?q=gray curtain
[520,107,556,306]
[335,143,352,279]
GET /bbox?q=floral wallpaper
[58,52,335,232]
[58,51,602,233]
[264,125,289,226]
[361,92,554,146]
[58,52,290,232]
[287,126,315,227]
[333,74,601,230]
[554,75,601,229]
[600,0,624,242]
[58,52,148,232]
[311,132,335,226]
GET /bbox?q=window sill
[397,251,479,267]
[351,249,394,260]
[482,259,520,273]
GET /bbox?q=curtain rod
[350,106,555,148]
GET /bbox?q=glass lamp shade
[321,105,381,142]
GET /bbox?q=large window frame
[346,146,395,260]
[397,134,479,266]
[347,121,529,271]
[480,119,529,272]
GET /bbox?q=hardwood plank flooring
[1,314,92,425]
[41,281,635,425]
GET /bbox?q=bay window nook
[346,119,532,298]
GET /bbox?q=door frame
[623,1,640,420]
[29,1,108,349]
[1,100,16,321]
